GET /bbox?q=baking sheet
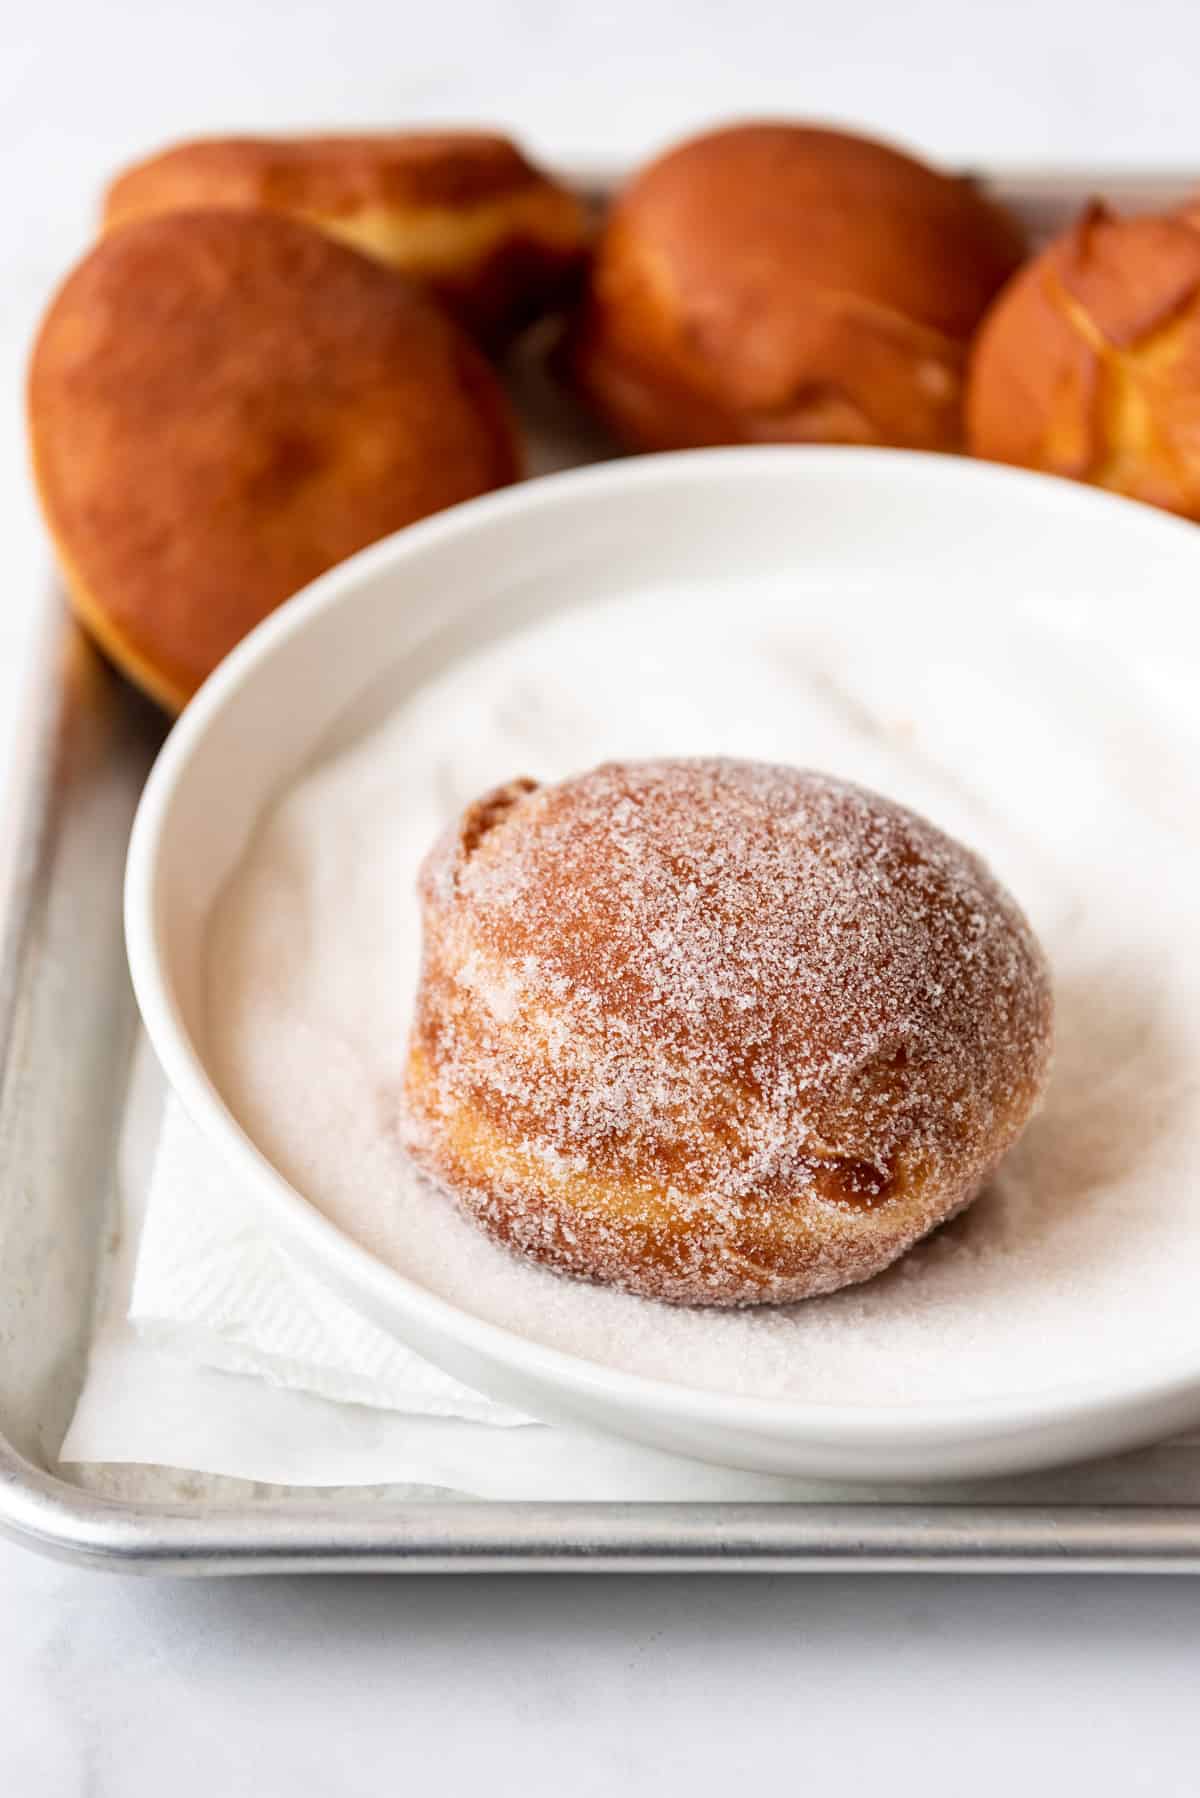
[4,169,1200,1572]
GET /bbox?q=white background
[4,1,1200,1790]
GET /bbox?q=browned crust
[966,201,1200,515]
[403,1041,1008,1308]
[29,209,521,710]
[568,122,1026,453]
[103,132,593,345]
[400,760,1053,1308]
[105,132,550,217]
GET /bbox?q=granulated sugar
[205,576,1200,1405]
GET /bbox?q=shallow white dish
[126,448,1200,1482]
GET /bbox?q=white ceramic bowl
[126,448,1200,1482]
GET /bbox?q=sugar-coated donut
[401,759,1053,1308]
[28,209,521,711]
[567,122,1026,454]
[102,132,592,347]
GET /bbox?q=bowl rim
[124,444,1200,1452]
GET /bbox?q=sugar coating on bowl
[204,574,1200,1406]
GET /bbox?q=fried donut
[28,209,520,710]
[103,132,592,347]
[401,758,1053,1308]
[567,122,1026,453]
[966,201,1200,517]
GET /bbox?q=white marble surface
[5,0,1200,1789]
[3,1562,1200,1796]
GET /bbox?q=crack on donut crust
[457,777,539,863]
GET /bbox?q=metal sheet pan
[4,168,1200,1574]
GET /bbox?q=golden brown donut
[103,132,591,347]
[966,201,1200,517]
[401,759,1053,1307]
[567,122,1027,454]
[28,208,521,710]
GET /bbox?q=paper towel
[58,1043,831,1498]
[129,1098,529,1425]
